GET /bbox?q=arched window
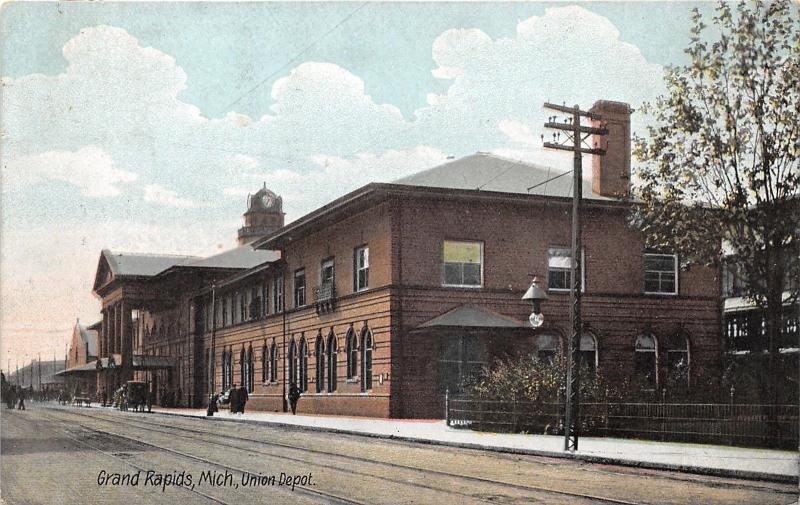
[261,344,268,383]
[299,337,308,393]
[666,335,690,389]
[326,330,338,393]
[361,327,373,392]
[269,342,278,383]
[226,348,233,389]
[239,348,246,387]
[315,333,325,393]
[536,333,560,364]
[220,349,227,390]
[345,328,358,380]
[247,345,254,393]
[634,334,658,389]
[580,333,598,374]
[288,339,297,387]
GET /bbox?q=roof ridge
[106,250,201,259]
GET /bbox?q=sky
[0,1,720,370]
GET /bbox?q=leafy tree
[632,1,799,398]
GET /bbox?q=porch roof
[416,305,525,330]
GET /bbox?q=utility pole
[543,102,607,452]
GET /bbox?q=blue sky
[0,1,717,366]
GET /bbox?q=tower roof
[246,184,282,214]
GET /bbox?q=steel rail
[47,406,643,505]
[41,410,365,505]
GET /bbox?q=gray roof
[184,244,279,269]
[417,305,525,329]
[394,153,613,200]
[77,323,98,357]
[103,250,200,277]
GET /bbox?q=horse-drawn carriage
[116,381,150,412]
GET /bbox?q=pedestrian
[176,387,183,407]
[17,386,26,410]
[238,384,249,414]
[6,385,16,410]
[288,382,301,415]
[229,383,240,414]
[147,388,154,413]
[206,393,219,417]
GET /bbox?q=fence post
[445,388,450,427]
[512,395,518,433]
[661,388,667,442]
[728,385,735,446]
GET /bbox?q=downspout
[210,280,217,396]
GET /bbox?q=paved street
[1,404,796,505]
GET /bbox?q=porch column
[98,308,106,358]
[120,301,133,382]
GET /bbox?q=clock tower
[237,184,285,245]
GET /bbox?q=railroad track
[39,409,365,505]
[44,406,644,505]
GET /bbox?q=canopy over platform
[59,355,177,374]
[56,361,99,376]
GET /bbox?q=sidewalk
[151,407,798,483]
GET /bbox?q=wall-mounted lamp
[522,277,548,328]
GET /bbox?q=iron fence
[446,396,798,449]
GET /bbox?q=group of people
[205,382,302,417]
[3,384,27,410]
[229,383,249,414]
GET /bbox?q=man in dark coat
[229,384,240,414]
[288,382,300,415]
[206,393,219,416]
[238,384,249,414]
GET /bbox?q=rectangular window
[294,269,306,307]
[644,253,678,294]
[354,246,369,292]
[547,247,585,292]
[321,258,334,285]
[442,240,483,287]
[273,276,284,313]
[319,258,335,301]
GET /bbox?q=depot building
[88,100,723,418]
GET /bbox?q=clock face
[261,194,275,208]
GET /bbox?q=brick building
[89,100,724,417]
[59,319,100,395]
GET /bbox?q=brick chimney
[589,100,631,198]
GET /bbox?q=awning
[56,361,100,376]
[414,305,526,332]
[59,355,178,374]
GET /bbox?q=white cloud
[1,8,669,363]
[3,145,137,197]
[143,183,209,208]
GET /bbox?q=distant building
[88,100,724,417]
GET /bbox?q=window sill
[643,291,678,296]
[441,284,483,289]
[345,378,357,384]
